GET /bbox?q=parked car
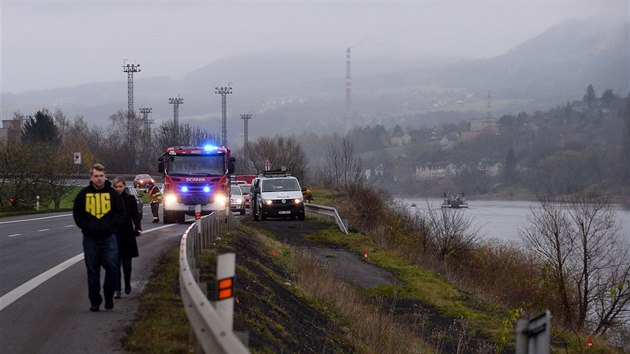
[126,186,144,220]
[230,185,246,215]
[240,183,252,208]
[251,170,304,221]
[133,174,154,189]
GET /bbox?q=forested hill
[297,87,630,200]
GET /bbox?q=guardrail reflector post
[216,253,236,330]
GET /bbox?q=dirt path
[239,218,497,353]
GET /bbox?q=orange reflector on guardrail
[217,277,234,300]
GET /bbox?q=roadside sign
[516,310,551,354]
[73,152,81,165]
[264,159,271,171]
[135,159,140,166]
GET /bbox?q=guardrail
[304,203,348,234]
[179,209,250,354]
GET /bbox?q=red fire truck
[158,145,235,223]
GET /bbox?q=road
[0,207,190,353]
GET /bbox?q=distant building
[0,119,22,147]
[390,133,411,146]
[439,134,459,150]
[459,131,480,141]
[415,162,457,180]
[470,117,499,132]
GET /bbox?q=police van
[251,169,305,221]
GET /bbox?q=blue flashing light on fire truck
[158,145,235,224]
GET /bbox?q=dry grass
[122,246,194,354]
[292,249,434,354]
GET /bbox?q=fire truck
[158,145,235,223]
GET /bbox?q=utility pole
[122,61,141,120]
[123,61,140,170]
[168,96,183,141]
[215,85,233,147]
[138,107,153,170]
[345,47,352,136]
[139,107,153,144]
[240,113,253,170]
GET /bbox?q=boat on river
[442,192,468,208]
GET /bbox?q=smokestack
[345,47,351,135]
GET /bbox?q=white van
[251,171,305,221]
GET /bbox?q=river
[398,198,630,244]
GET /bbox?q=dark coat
[73,180,125,239]
[116,188,141,259]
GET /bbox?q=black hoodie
[73,180,125,239]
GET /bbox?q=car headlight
[294,198,303,204]
[164,194,177,205]
[215,194,227,204]
[236,198,243,203]
[265,200,273,205]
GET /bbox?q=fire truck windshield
[168,155,224,176]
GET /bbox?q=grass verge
[122,246,193,354]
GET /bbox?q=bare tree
[521,193,630,334]
[424,206,481,260]
[317,138,363,190]
[247,136,307,181]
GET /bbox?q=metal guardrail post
[304,204,349,234]
[179,211,247,354]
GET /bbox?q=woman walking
[112,177,142,298]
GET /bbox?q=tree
[424,206,481,261]
[521,194,630,333]
[601,89,616,107]
[583,84,596,108]
[622,95,630,180]
[317,138,363,190]
[21,110,60,147]
[247,136,307,181]
[503,147,517,183]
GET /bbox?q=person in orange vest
[147,182,162,223]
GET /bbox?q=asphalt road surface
[0,207,190,354]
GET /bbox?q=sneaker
[114,291,121,299]
[105,299,114,310]
[89,305,100,312]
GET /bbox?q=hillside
[2,19,626,141]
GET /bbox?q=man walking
[73,163,125,312]
[147,181,162,223]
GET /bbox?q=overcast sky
[1,1,627,94]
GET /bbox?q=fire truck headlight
[180,186,189,192]
[164,194,177,205]
[215,194,227,204]
[203,186,211,193]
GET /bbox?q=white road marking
[0,213,72,225]
[8,234,21,238]
[64,225,74,228]
[37,229,50,232]
[0,224,175,312]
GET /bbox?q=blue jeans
[83,234,119,306]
